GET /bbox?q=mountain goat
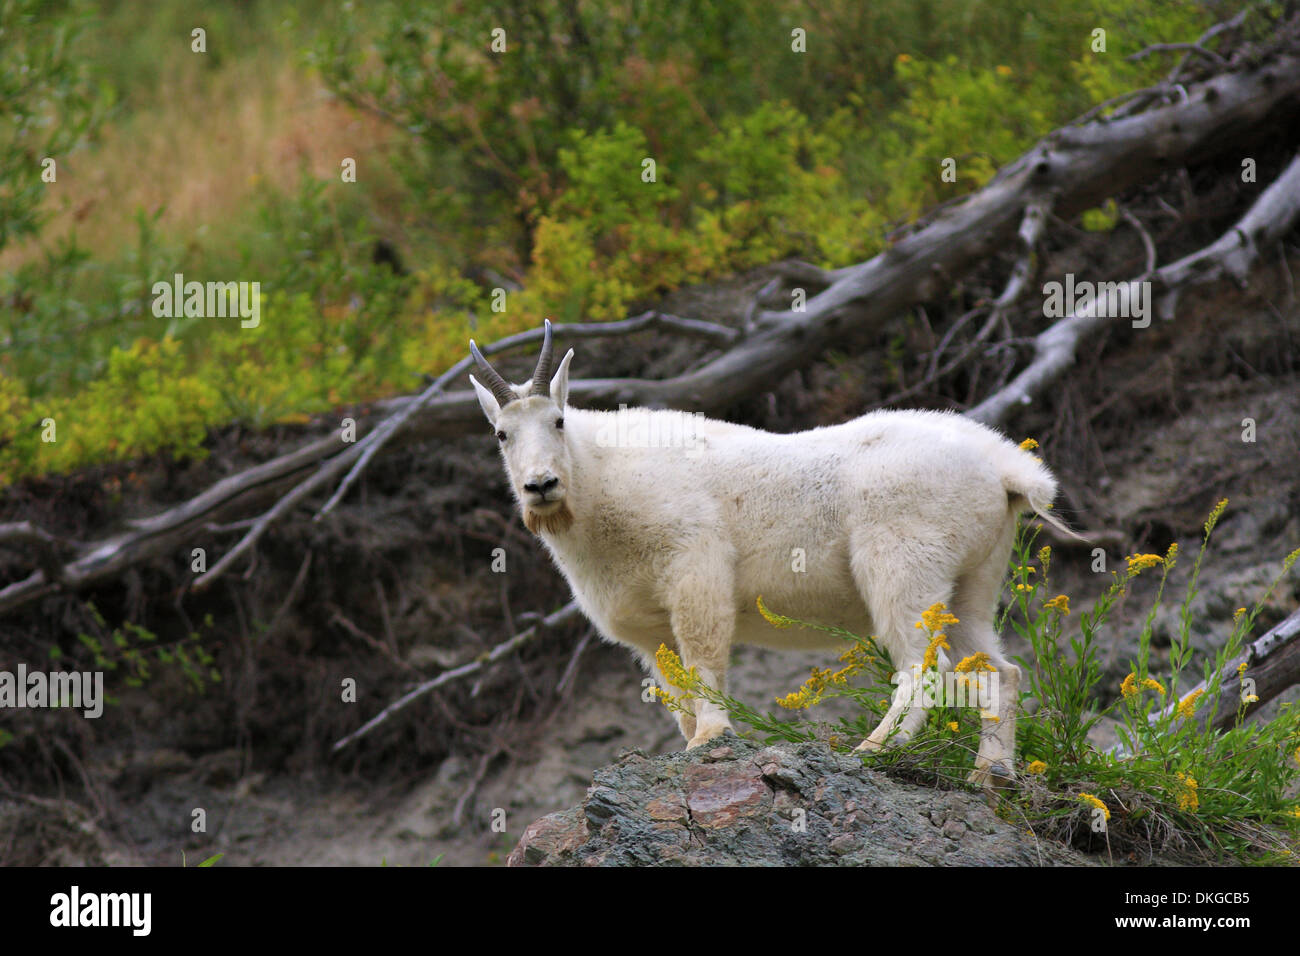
[469,321,1071,788]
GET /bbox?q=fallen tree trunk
[3,49,1300,619]
[1162,607,1300,733]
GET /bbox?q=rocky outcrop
[508,737,1094,866]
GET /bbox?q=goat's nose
[524,475,559,495]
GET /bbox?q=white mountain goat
[469,321,1073,788]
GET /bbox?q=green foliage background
[0,0,1223,486]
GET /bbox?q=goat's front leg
[666,579,736,750]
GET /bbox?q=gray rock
[508,738,1096,866]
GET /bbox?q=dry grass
[1,56,394,269]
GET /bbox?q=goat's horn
[470,340,519,408]
[530,319,555,397]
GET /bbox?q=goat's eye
[496,430,507,442]
[555,417,564,430]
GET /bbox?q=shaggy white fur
[471,324,1071,788]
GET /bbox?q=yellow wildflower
[1037,545,1051,570]
[1125,553,1164,576]
[1233,607,1248,624]
[996,64,1013,76]
[947,721,959,732]
[1142,677,1166,695]
[1164,542,1179,567]
[1014,583,1033,592]
[1043,594,1070,615]
[1285,547,1300,573]
[1293,745,1300,768]
[1121,673,1139,699]
[896,53,912,64]
[777,688,814,710]
[1078,793,1110,820]
[979,710,1000,722]
[1026,760,1047,774]
[1237,661,1249,676]
[1174,773,1199,813]
[1204,498,1228,535]
[1243,694,1259,704]
[655,644,699,692]
[917,603,959,632]
[756,595,794,629]
[922,632,951,671]
[955,652,995,673]
[1176,689,1204,718]
[1288,806,1300,819]
[1019,437,1039,451]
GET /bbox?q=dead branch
[967,150,1300,426]
[331,601,582,751]
[1152,607,1300,734]
[4,53,1300,618]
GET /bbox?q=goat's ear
[469,374,501,426]
[551,348,576,409]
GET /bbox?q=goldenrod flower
[1176,689,1204,719]
[979,710,1000,722]
[1233,607,1248,624]
[917,603,959,632]
[1014,583,1033,592]
[1142,677,1166,696]
[947,721,959,732]
[922,631,951,671]
[655,644,699,692]
[1164,542,1179,567]
[1043,594,1070,615]
[955,652,995,673]
[1174,772,1199,813]
[1204,498,1228,535]
[1037,545,1052,570]
[1285,547,1300,573]
[1026,760,1047,774]
[1121,673,1139,699]
[756,595,794,629]
[1078,793,1110,820]
[1243,694,1259,704]
[1125,553,1164,576]
[1237,661,1249,677]
[1019,437,1039,451]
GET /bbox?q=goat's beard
[523,500,575,536]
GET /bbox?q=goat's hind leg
[850,547,954,753]
[948,536,1021,790]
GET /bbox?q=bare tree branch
[331,601,582,751]
[4,53,1300,618]
[967,150,1300,426]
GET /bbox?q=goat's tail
[1002,450,1087,543]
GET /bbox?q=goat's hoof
[721,727,738,738]
[686,725,733,749]
[968,762,1016,791]
[854,737,884,754]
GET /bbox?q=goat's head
[469,320,577,534]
